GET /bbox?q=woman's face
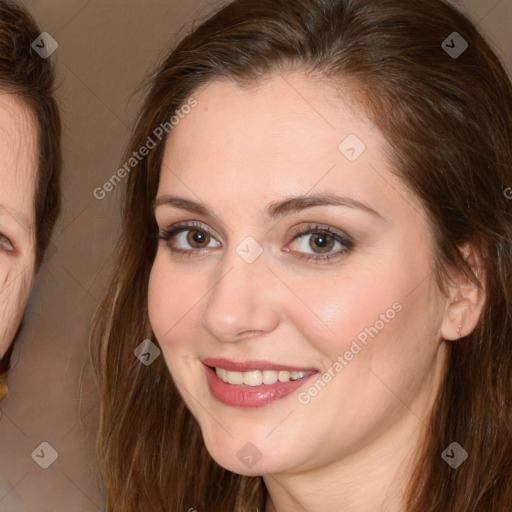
[148,72,450,476]
[0,94,37,358]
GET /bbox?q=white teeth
[262,370,279,384]
[215,367,311,385]
[278,370,290,382]
[243,370,262,386]
[227,371,244,385]
[215,367,227,381]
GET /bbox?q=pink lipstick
[202,358,318,408]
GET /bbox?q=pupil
[315,235,327,247]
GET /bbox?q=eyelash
[157,221,354,263]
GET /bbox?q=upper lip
[202,357,318,372]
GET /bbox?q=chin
[200,426,299,477]
[207,449,278,477]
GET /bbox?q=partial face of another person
[0,93,37,359]
[148,72,450,476]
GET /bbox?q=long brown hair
[90,0,512,510]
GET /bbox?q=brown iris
[187,229,209,248]
[310,232,335,253]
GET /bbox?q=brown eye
[286,223,354,263]
[186,229,210,248]
[158,221,222,256]
[309,232,335,253]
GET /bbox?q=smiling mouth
[214,367,316,386]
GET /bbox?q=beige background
[0,0,509,510]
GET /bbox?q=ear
[440,242,486,341]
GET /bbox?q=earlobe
[440,243,486,341]
[442,295,467,340]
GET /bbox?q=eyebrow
[153,192,385,222]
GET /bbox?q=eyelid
[155,211,229,241]
[160,220,222,238]
[161,220,222,241]
[287,223,352,243]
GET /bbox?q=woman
[0,0,61,418]
[90,0,512,510]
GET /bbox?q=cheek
[147,253,204,350]
[280,263,406,361]
[148,254,211,401]
[281,250,438,382]
[0,264,32,354]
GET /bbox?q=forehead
[158,72,420,223]
[163,73,373,177]
[166,72,367,157]
[0,92,38,232]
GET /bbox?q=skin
[0,93,37,362]
[148,71,485,512]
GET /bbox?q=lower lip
[204,365,318,408]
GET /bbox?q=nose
[201,244,280,342]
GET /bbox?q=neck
[262,411,430,512]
